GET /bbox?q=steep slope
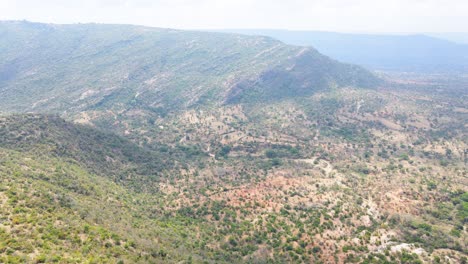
[224,48,377,104]
[0,114,174,192]
[0,21,379,114]
[218,29,468,73]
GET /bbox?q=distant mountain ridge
[428,32,468,44]
[0,21,379,116]
[217,29,468,73]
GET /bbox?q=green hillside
[0,115,185,263]
[0,114,176,190]
[0,21,379,114]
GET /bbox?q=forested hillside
[0,21,466,263]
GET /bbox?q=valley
[0,21,466,263]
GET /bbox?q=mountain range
[0,21,378,115]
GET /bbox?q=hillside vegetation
[0,115,189,263]
[0,21,466,263]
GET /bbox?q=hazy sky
[0,0,467,33]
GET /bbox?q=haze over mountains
[0,20,467,263]
[429,33,468,44]
[218,29,468,73]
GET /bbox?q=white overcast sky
[0,0,467,33]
